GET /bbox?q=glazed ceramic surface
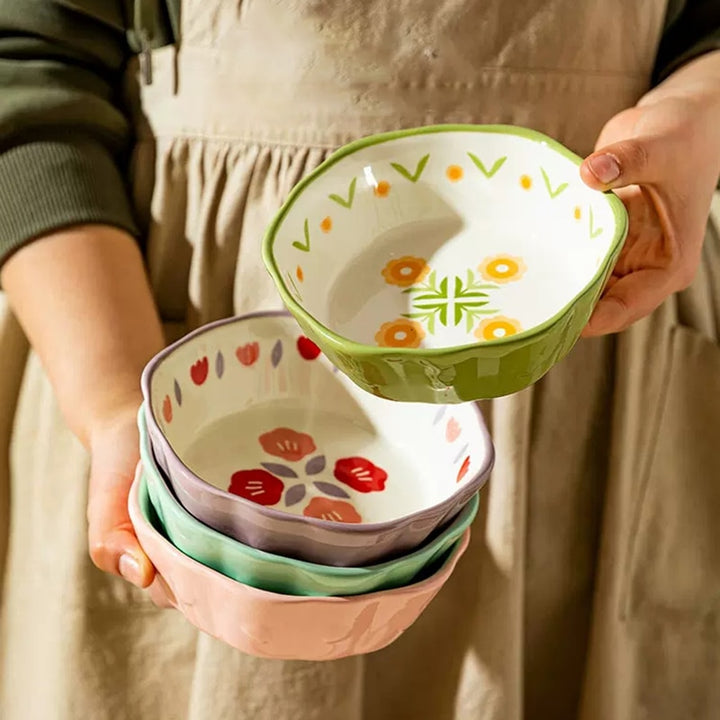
[129,470,470,661]
[263,124,628,402]
[139,438,478,595]
[141,312,493,566]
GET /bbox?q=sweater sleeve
[0,0,138,267]
[654,0,720,83]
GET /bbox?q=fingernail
[587,154,621,185]
[119,553,143,586]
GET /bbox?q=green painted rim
[262,123,628,358]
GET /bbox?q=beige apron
[2,1,720,718]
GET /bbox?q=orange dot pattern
[446,165,463,182]
[296,266,304,282]
[520,175,532,190]
[320,216,332,233]
[374,180,391,198]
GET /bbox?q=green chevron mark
[467,153,507,178]
[589,207,603,239]
[292,219,311,252]
[540,168,568,199]
[329,177,357,209]
[391,154,430,183]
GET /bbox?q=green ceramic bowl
[263,124,628,402]
[140,445,479,597]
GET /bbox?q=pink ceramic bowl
[129,469,470,661]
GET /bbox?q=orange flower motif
[303,497,362,523]
[475,316,523,342]
[374,180,391,198]
[259,427,317,461]
[381,256,430,287]
[375,319,425,348]
[478,255,527,284]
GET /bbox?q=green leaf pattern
[390,154,430,183]
[403,270,498,334]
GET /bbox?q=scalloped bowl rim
[262,123,628,356]
[139,452,479,578]
[130,470,472,605]
[140,311,495,534]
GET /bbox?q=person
[0,1,719,718]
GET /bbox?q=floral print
[375,318,425,348]
[303,497,362,523]
[475,316,523,341]
[445,418,460,443]
[456,456,471,483]
[259,427,317,461]
[478,255,526,284]
[296,336,322,360]
[162,396,172,423]
[190,357,209,385]
[334,457,388,493]
[236,342,260,366]
[381,256,430,288]
[229,469,285,506]
[229,428,388,519]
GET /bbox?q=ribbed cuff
[0,139,139,267]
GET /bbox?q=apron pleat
[3,1,720,718]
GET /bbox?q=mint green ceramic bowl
[140,433,479,597]
[262,124,628,402]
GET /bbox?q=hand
[87,400,174,607]
[580,53,720,336]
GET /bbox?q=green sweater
[0,0,718,266]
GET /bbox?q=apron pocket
[623,324,720,620]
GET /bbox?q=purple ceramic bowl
[141,312,493,566]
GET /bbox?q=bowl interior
[266,126,626,350]
[145,313,490,525]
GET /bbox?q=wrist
[640,50,720,110]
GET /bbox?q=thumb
[580,136,669,191]
[87,420,155,589]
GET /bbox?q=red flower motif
[333,457,388,493]
[297,336,322,360]
[229,469,284,506]
[303,497,362,523]
[162,395,172,423]
[236,342,260,366]
[259,427,316,461]
[456,456,471,484]
[190,357,209,385]
[445,418,461,443]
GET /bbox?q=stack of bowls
[135,311,493,660]
[130,124,627,661]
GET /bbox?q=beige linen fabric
[2,1,720,718]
